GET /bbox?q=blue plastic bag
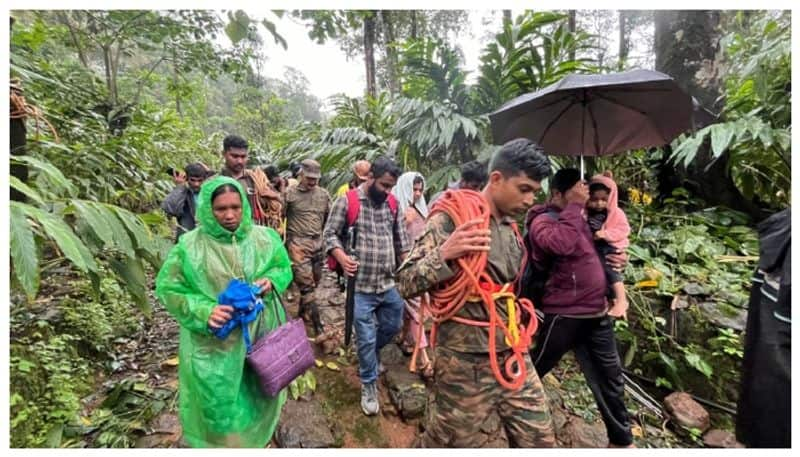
[212,278,264,351]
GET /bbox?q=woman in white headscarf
[391,172,432,377]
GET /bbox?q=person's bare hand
[253,278,273,296]
[606,249,628,272]
[439,219,491,261]
[607,295,629,320]
[594,229,607,240]
[172,170,186,186]
[208,305,234,329]
[334,248,359,277]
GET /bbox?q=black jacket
[161,185,198,240]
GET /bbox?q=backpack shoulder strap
[345,189,361,227]
[386,193,398,218]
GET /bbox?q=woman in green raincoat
[155,176,292,448]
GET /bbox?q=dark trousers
[531,313,633,446]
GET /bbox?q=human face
[212,190,243,232]
[412,182,424,203]
[367,172,398,204]
[223,147,248,175]
[187,175,205,193]
[487,171,542,217]
[587,188,609,211]
[300,175,319,189]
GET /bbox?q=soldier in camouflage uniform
[396,139,556,447]
[284,159,331,335]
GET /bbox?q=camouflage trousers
[418,346,556,448]
[286,236,323,308]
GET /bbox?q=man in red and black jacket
[527,168,634,448]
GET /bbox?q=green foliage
[668,11,790,210]
[618,191,753,403]
[10,329,91,448]
[80,377,173,448]
[10,145,165,313]
[288,371,318,400]
[10,272,142,448]
[474,11,597,112]
[398,38,471,111]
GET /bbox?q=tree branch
[131,55,168,105]
[59,12,90,69]
[109,11,149,46]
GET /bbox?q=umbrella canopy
[489,69,693,157]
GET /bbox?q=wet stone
[383,366,427,421]
[379,343,407,366]
[276,399,337,448]
[697,302,747,332]
[683,283,706,296]
[703,429,744,448]
[565,416,609,448]
[664,392,710,432]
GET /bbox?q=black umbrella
[489,69,694,173]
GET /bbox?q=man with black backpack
[323,156,411,416]
[526,168,634,448]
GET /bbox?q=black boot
[309,303,324,336]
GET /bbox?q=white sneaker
[360,382,380,416]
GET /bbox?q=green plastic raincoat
[155,176,292,448]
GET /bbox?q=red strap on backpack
[326,189,398,271]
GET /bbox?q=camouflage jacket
[396,211,524,353]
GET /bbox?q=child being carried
[586,171,631,318]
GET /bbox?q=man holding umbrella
[487,70,697,448]
[527,168,634,448]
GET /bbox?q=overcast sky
[232,9,658,112]
[247,11,505,105]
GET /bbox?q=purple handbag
[246,290,315,397]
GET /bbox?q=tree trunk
[568,10,577,61]
[381,10,400,95]
[410,10,417,40]
[618,10,628,70]
[10,20,27,202]
[102,44,116,106]
[61,12,90,69]
[172,48,182,117]
[363,12,377,98]
[654,10,763,219]
[503,10,512,25]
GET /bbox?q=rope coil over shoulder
[409,189,539,390]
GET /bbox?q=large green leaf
[709,123,736,158]
[111,206,153,252]
[11,154,76,197]
[94,203,136,258]
[16,202,97,274]
[109,257,151,315]
[70,200,115,250]
[225,10,250,44]
[10,203,40,300]
[9,176,46,207]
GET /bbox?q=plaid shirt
[324,186,411,294]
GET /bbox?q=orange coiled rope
[409,189,539,390]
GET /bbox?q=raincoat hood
[197,175,252,242]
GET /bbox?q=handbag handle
[269,288,288,326]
